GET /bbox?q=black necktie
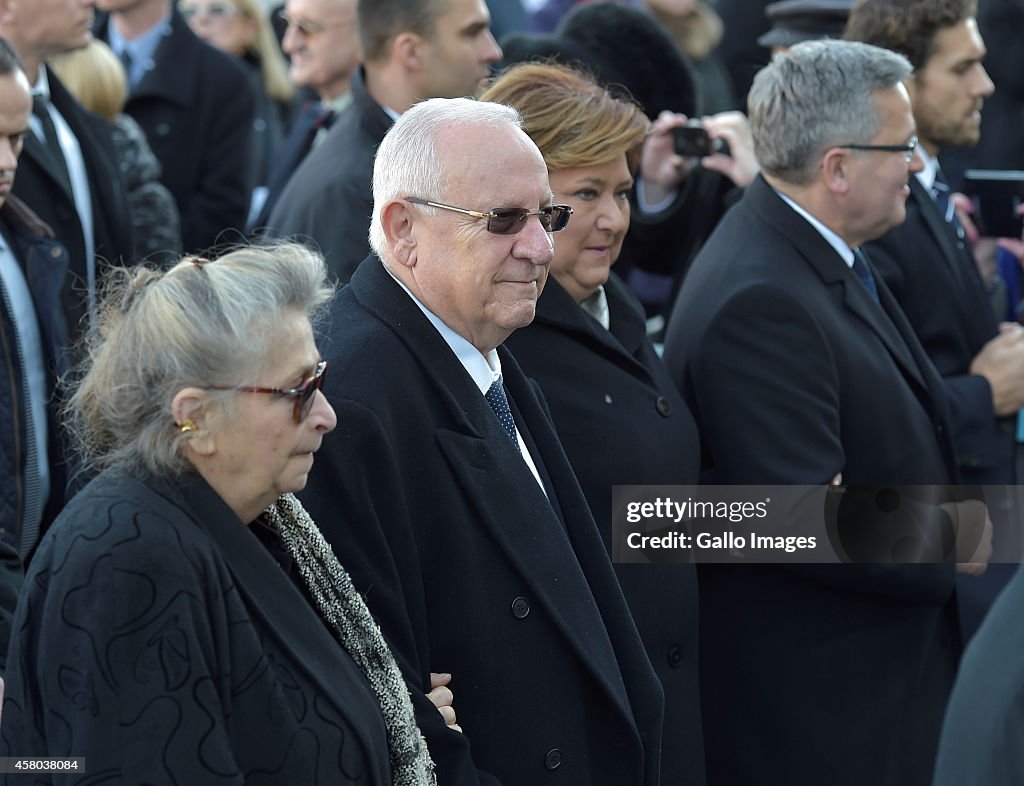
[485,378,521,454]
[32,94,73,195]
[852,247,880,304]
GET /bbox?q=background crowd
[1,0,1024,783]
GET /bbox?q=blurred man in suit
[847,0,1020,636]
[96,0,254,254]
[0,0,134,339]
[248,0,361,229]
[268,0,502,281]
[664,40,984,786]
[302,97,664,785]
[0,37,71,561]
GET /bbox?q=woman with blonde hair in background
[49,39,181,262]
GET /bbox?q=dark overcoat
[12,68,133,338]
[301,256,665,786]
[864,177,1012,485]
[0,471,394,785]
[97,10,255,254]
[268,68,392,283]
[933,564,1024,786]
[663,175,961,786]
[504,272,705,785]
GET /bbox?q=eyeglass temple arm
[405,197,495,220]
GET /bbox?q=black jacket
[268,68,393,283]
[12,68,134,339]
[0,470,394,784]
[0,195,70,557]
[864,176,1012,485]
[664,176,960,786]
[504,272,706,786]
[97,10,255,254]
[301,256,665,785]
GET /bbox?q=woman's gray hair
[368,96,524,260]
[748,39,913,185]
[68,243,334,479]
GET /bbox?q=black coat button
[667,645,683,669]
[656,397,672,417]
[511,596,530,619]
[544,748,562,770]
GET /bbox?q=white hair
[368,97,524,260]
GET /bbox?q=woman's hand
[428,672,462,732]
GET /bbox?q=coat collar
[746,175,929,394]
[141,472,388,775]
[533,273,652,380]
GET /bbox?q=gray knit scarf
[262,493,436,786]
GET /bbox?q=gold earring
[179,419,198,434]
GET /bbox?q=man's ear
[392,31,425,72]
[171,388,217,457]
[821,147,852,197]
[381,199,418,268]
[0,0,14,25]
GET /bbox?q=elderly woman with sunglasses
[482,63,706,786]
[0,245,437,785]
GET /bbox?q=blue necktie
[485,378,521,454]
[852,247,880,304]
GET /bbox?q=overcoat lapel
[142,475,389,784]
[533,275,654,386]
[748,177,929,396]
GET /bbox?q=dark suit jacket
[12,68,133,338]
[268,68,392,283]
[0,470,393,784]
[864,176,1013,485]
[933,564,1024,786]
[97,10,255,254]
[504,272,705,786]
[301,256,665,786]
[663,175,961,786]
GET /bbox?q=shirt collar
[384,264,502,395]
[31,66,51,100]
[579,285,610,330]
[915,145,940,192]
[106,10,172,65]
[774,188,856,268]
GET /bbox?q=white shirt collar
[384,264,501,395]
[774,189,856,268]
[31,66,51,100]
[915,145,940,192]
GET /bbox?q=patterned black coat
[0,471,394,785]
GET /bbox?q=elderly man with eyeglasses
[300,96,666,786]
[95,0,255,254]
[247,0,361,230]
[663,39,986,786]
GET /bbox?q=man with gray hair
[301,97,665,785]
[664,40,970,786]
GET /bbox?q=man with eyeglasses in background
[95,0,254,254]
[247,0,361,230]
[266,0,502,283]
[846,0,1023,640]
[300,96,666,786]
[663,39,988,786]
